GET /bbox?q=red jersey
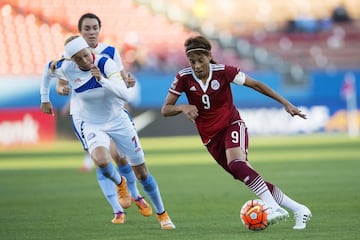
[169,64,242,144]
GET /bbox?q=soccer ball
[240,199,269,231]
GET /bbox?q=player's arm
[92,60,129,101]
[161,93,198,123]
[40,61,55,115]
[56,79,71,96]
[243,74,306,119]
[113,50,135,88]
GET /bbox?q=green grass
[0,134,359,240]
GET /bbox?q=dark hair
[78,13,101,31]
[184,35,216,63]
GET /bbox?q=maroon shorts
[206,120,248,177]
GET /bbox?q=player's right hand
[91,64,101,81]
[182,104,198,123]
[40,102,55,116]
[60,85,71,96]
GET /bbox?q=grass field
[0,134,359,240]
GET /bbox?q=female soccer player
[40,13,152,222]
[52,35,175,229]
[161,35,311,230]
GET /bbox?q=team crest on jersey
[211,80,220,90]
[87,132,96,141]
[74,78,82,83]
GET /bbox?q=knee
[133,164,148,181]
[91,147,111,167]
[113,154,128,166]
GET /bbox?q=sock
[83,152,94,169]
[99,162,122,185]
[96,167,123,213]
[229,160,280,210]
[139,174,164,214]
[118,164,140,199]
[266,182,302,212]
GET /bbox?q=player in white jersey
[72,13,135,173]
[51,35,175,229]
[40,13,151,222]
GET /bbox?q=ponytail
[49,58,68,73]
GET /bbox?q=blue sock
[140,174,164,214]
[99,162,122,185]
[118,164,140,199]
[96,167,123,213]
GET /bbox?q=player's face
[80,18,100,48]
[187,52,211,80]
[72,48,93,70]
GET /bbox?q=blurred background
[0,0,359,148]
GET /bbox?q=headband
[64,36,89,58]
[186,48,210,54]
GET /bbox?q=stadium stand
[0,0,193,75]
[1,0,359,76]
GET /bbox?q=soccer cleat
[132,196,153,217]
[156,211,176,230]
[293,205,312,230]
[116,176,131,209]
[111,211,125,224]
[79,165,93,173]
[267,207,289,225]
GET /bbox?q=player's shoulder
[94,54,114,67]
[211,63,226,71]
[212,63,239,76]
[96,42,118,59]
[59,59,74,71]
[178,66,192,77]
[212,63,239,73]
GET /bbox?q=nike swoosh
[246,205,261,215]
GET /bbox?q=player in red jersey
[161,35,311,229]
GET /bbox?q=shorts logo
[87,132,96,141]
[211,80,220,90]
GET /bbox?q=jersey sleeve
[40,60,67,102]
[168,73,183,96]
[97,56,129,101]
[224,65,242,84]
[100,56,121,78]
[40,61,54,102]
[232,71,246,85]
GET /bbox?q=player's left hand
[91,65,101,81]
[125,73,136,88]
[284,103,307,119]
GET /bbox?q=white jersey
[40,61,58,103]
[69,43,126,116]
[54,54,144,164]
[39,42,127,114]
[53,54,128,124]
[93,42,124,70]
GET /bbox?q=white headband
[64,36,89,58]
[186,48,210,54]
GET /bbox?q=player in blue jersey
[40,13,152,222]
[51,35,175,229]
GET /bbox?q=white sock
[247,176,281,210]
[280,194,303,212]
[83,152,94,169]
[258,190,281,210]
[272,186,302,212]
